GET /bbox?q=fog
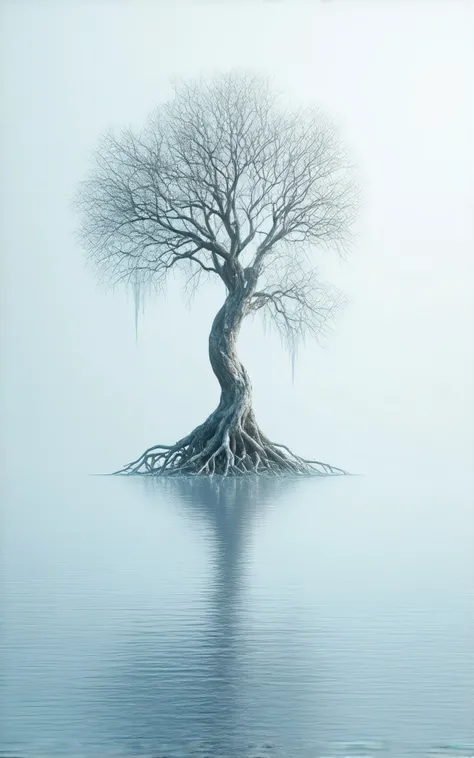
[1,0,473,479]
[2,6,474,755]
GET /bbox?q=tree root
[113,406,347,477]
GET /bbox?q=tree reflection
[89,475,299,757]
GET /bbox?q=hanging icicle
[133,271,140,344]
[290,338,298,385]
[132,269,147,344]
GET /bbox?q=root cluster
[114,405,347,477]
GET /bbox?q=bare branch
[249,249,345,352]
[75,71,356,299]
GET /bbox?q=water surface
[1,471,473,757]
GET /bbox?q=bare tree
[76,72,357,476]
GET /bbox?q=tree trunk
[208,282,253,426]
[114,273,347,476]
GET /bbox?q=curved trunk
[208,282,253,416]
[114,267,347,476]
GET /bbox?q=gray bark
[115,265,347,476]
[209,264,256,423]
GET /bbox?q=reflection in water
[2,471,473,758]
[87,476,300,757]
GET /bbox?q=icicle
[280,331,298,385]
[132,269,146,345]
[133,274,140,344]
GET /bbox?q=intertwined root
[114,405,347,477]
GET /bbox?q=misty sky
[1,0,473,478]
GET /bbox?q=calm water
[1,470,473,758]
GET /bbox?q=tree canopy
[77,71,356,352]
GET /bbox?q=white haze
[1,0,473,481]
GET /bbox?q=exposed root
[113,406,347,478]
